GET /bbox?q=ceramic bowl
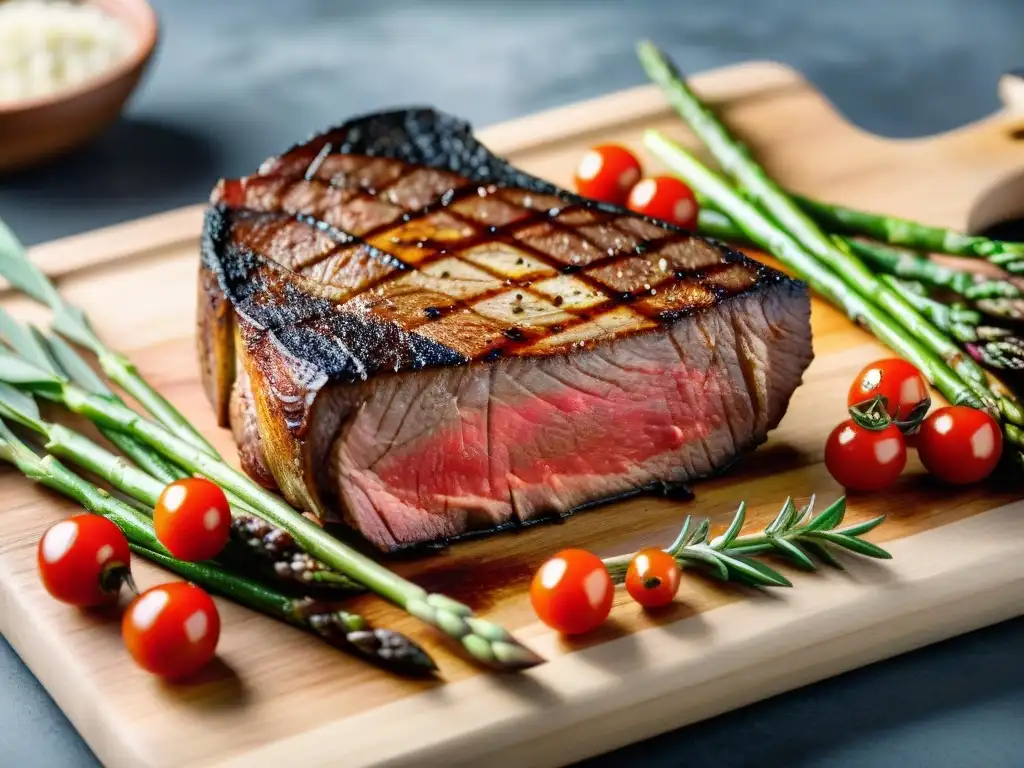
[0,0,159,172]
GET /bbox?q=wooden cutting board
[3,61,1024,768]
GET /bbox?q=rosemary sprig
[602,496,889,587]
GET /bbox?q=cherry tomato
[154,478,231,562]
[38,515,131,607]
[625,548,681,608]
[530,548,613,635]
[123,582,220,679]
[573,145,642,206]
[825,420,907,492]
[917,406,1002,485]
[848,358,930,424]
[626,176,699,229]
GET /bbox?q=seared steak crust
[199,109,813,549]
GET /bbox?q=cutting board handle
[998,69,1024,111]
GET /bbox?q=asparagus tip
[347,628,439,676]
[488,640,545,672]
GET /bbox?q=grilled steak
[199,109,813,551]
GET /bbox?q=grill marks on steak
[200,108,814,550]
[210,160,771,365]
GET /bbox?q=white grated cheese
[0,0,134,104]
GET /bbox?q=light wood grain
[2,60,1024,768]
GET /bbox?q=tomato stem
[99,562,136,596]
[848,396,895,431]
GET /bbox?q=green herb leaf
[802,541,845,570]
[772,537,816,571]
[831,514,886,538]
[0,381,40,423]
[793,496,815,527]
[42,332,112,395]
[664,515,692,553]
[0,349,64,392]
[0,308,57,374]
[0,218,61,307]
[765,496,797,536]
[717,552,792,587]
[51,305,103,354]
[690,517,711,546]
[802,497,847,532]
[678,547,731,581]
[714,500,746,548]
[803,531,892,559]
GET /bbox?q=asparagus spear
[699,209,1024,306]
[842,240,1024,303]
[133,546,432,673]
[0,418,435,675]
[882,277,1024,371]
[0,217,217,455]
[703,207,1024,373]
[637,40,998,407]
[975,297,1024,322]
[0,351,543,672]
[0,381,361,592]
[793,194,1024,274]
[643,131,1024,457]
[0,309,185,483]
[645,131,981,407]
[23,328,353,590]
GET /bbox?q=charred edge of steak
[202,204,468,388]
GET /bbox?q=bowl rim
[0,0,159,116]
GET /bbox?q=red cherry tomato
[848,358,930,424]
[530,548,613,635]
[38,515,131,607]
[122,582,220,679]
[154,478,231,562]
[917,406,1002,485]
[624,548,681,608]
[573,145,642,206]
[626,176,699,229]
[825,420,907,492]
